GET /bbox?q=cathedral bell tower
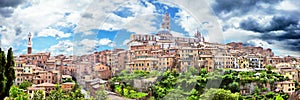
[161,13,170,31]
[194,30,205,42]
[28,32,32,54]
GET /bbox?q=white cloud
[99,38,112,45]
[38,28,71,38]
[0,0,92,50]
[108,42,116,47]
[246,39,300,57]
[275,0,298,11]
[72,38,116,55]
[75,0,158,35]
[45,40,73,55]
[223,28,261,42]
[159,0,224,43]
[122,39,131,46]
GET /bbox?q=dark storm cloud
[239,15,300,51]
[211,0,282,18]
[0,0,24,17]
[240,16,299,33]
[0,0,24,7]
[211,0,300,53]
[0,8,14,17]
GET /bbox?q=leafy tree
[266,65,273,71]
[19,81,32,90]
[265,92,275,99]
[70,86,85,99]
[200,88,239,100]
[72,83,81,92]
[32,90,45,100]
[163,89,185,100]
[275,94,284,100]
[63,78,74,83]
[47,85,64,100]
[94,85,108,100]
[8,85,30,100]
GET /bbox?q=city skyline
[0,0,299,57]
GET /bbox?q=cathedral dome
[156,29,171,35]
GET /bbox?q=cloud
[238,15,300,53]
[0,0,24,8]
[99,38,112,45]
[75,0,158,35]
[211,0,282,19]
[240,16,299,33]
[0,0,92,54]
[45,40,73,55]
[38,28,71,39]
[159,0,224,43]
[73,38,116,55]
[0,0,24,17]
[122,39,130,46]
[246,39,300,57]
[209,0,300,56]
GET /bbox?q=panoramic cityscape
[0,0,300,100]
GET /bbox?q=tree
[200,88,240,100]
[163,89,185,100]
[8,85,30,100]
[70,86,84,99]
[4,48,16,97]
[0,48,7,99]
[0,48,16,99]
[19,81,32,90]
[72,83,81,92]
[63,78,74,83]
[47,85,64,100]
[266,65,273,71]
[32,90,45,100]
[275,94,284,100]
[94,85,108,100]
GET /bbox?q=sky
[0,0,299,57]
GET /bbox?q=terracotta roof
[277,81,295,84]
[35,83,55,87]
[62,82,75,85]
[27,87,45,90]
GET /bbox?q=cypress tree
[4,48,15,98]
[0,48,7,99]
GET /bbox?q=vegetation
[93,85,108,100]
[8,85,30,100]
[110,67,290,100]
[63,78,75,83]
[200,88,239,100]
[46,84,85,100]
[0,48,16,99]
[19,81,32,90]
[32,90,45,100]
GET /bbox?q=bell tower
[194,30,205,42]
[28,32,32,54]
[161,13,170,31]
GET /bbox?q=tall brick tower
[161,13,170,31]
[27,32,32,54]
